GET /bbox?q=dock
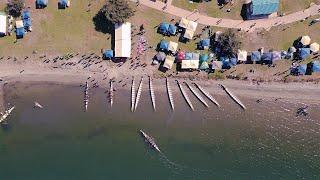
[134,77,143,112]
[185,82,209,108]
[219,84,246,110]
[166,77,174,111]
[194,83,220,108]
[131,77,135,112]
[149,76,156,112]
[176,80,194,111]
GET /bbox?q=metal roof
[252,0,279,15]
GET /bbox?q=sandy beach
[0,54,319,112]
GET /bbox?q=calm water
[0,81,319,180]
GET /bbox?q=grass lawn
[279,0,320,15]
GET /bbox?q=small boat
[0,106,15,124]
[177,80,194,111]
[149,76,156,112]
[166,77,174,111]
[84,81,89,112]
[131,77,136,112]
[34,102,43,109]
[134,77,143,112]
[219,84,246,110]
[185,82,209,108]
[110,80,113,107]
[140,130,161,152]
[194,83,220,107]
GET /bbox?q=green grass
[279,0,319,14]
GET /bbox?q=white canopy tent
[181,60,199,69]
[0,13,6,36]
[163,55,175,69]
[237,50,248,62]
[114,22,131,58]
[168,41,178,52]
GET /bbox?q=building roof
[36,0,48,5]
[168,24,176,35]
[159,22,169,34]
[103,50,114,58]
[181,60,199,69]
[22,10,30,19]
[163,55,175,69]
[159,40,168,51]
[252,0,279,15]
[114,22,131,58]
[0,13,6,34]
[168,41,178,52]
[312,61,320,73]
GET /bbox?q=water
[0,81,319,179]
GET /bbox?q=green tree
[6,0,25,17]
[99,0,135,25]
[217,29,242,58]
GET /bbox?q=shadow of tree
[92,11,114,35]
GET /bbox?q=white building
[0,13,7,36]
[114,22,131,58]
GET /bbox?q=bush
[6,0,25,17]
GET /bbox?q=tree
[99,0,135,25]
[217,29,242,58]
[6,0,25,17]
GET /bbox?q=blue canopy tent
[22,10,30,19]
[312,61,320,73]
[272,51,281,62]
[185,52,193,60]
[23,18,32,29]
[36,0,48,8]
[299,48,310,59]
[59,0,68,8]
[168,24,177,35]
[261,52,272,64]
[221,57,236,69]
[199,39,210,49]
[251,51,261,62]
[103,50,113,59]
[297,64,307,75]
[230,58,237,66]
[158,23,169,34]
[159,40,168,51]
[199,54,209,63]
[16,27,25,38]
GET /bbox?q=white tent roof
[237,50,248,61]
[179,18,189,29]
[0,14,6,34]
[310,42,319,52]
[163,55,175,69]
[183,29,195,39]
[168,41,178,52]
[16,20,24,29]
[114,22,131,58]
[301,35,311,46]
[187,21,198,32]
[181,60,199,69]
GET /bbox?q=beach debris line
[131,77,136,112]
[176,80,194,111]
[109,79,114,108]
[134,77,143,112]
[149,76,156,112]
[84,81,89,112]
[219,84,246,110]
[139,130,161,153]
[194,83,220,108]
[166,77,174,111]
[185,82,209,108]
[34,102,44,109]
[0,105,15,125]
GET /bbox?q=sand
[0,54,319,111]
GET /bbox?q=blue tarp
[312,61,320,73]
[103,50,113,58]
[60,0,68,5]
[185,52,193,60]
[299,48,310,59]
[23,18,32,28]
[230,58,237,66]
[159,23,169,34]
[168,24,176,35]
[159,40,168,51]
[200,54,209,62]
[16,27,25,37]
[298,64,307,75]
[252,0,279,15]
[272,51,281,61]
[36,0,48,6]
[200,39,210,47]
[261,52,272,64]
[22,10,30,19]
[251,51,261,62]
[221,57,236,69]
